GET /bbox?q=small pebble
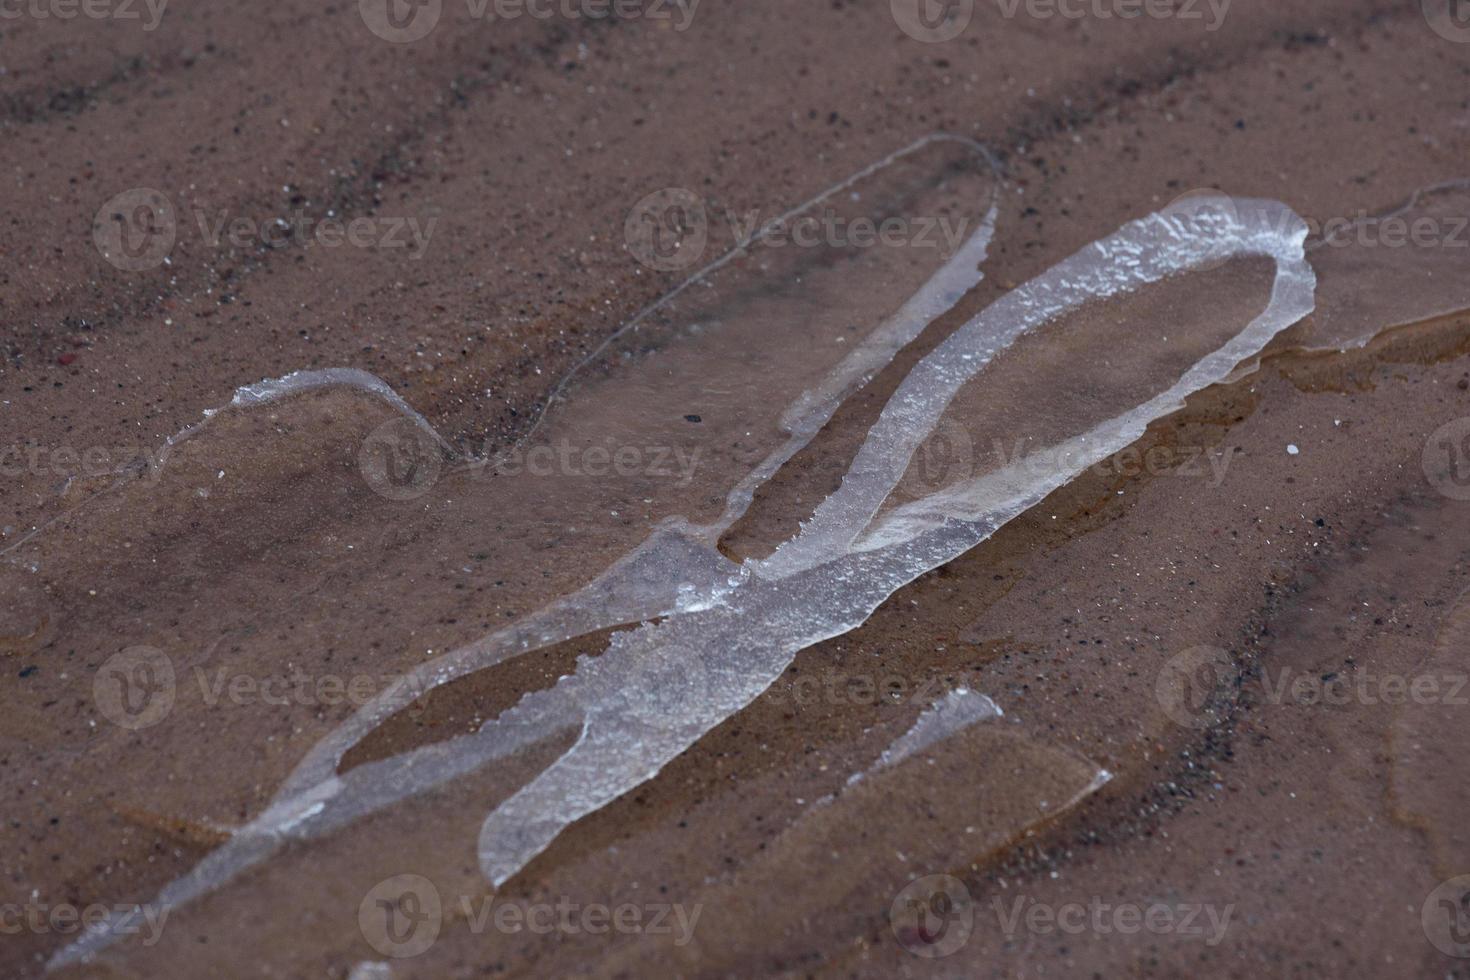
[1287,444,1300,456]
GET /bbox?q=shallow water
[23,157,1470,975]
[47,192,1312,971]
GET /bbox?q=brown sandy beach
[4,1,1470,977]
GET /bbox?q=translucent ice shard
[868,687,1002,775]
[51,193,1314,971]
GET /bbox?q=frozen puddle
[49,159,1319,967]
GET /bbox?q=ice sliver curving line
[219,367,455,454]
[760,196,1315,573]
[0,368,456,564]
[50,194,1314,970]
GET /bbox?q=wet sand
[4,1,1470,977]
